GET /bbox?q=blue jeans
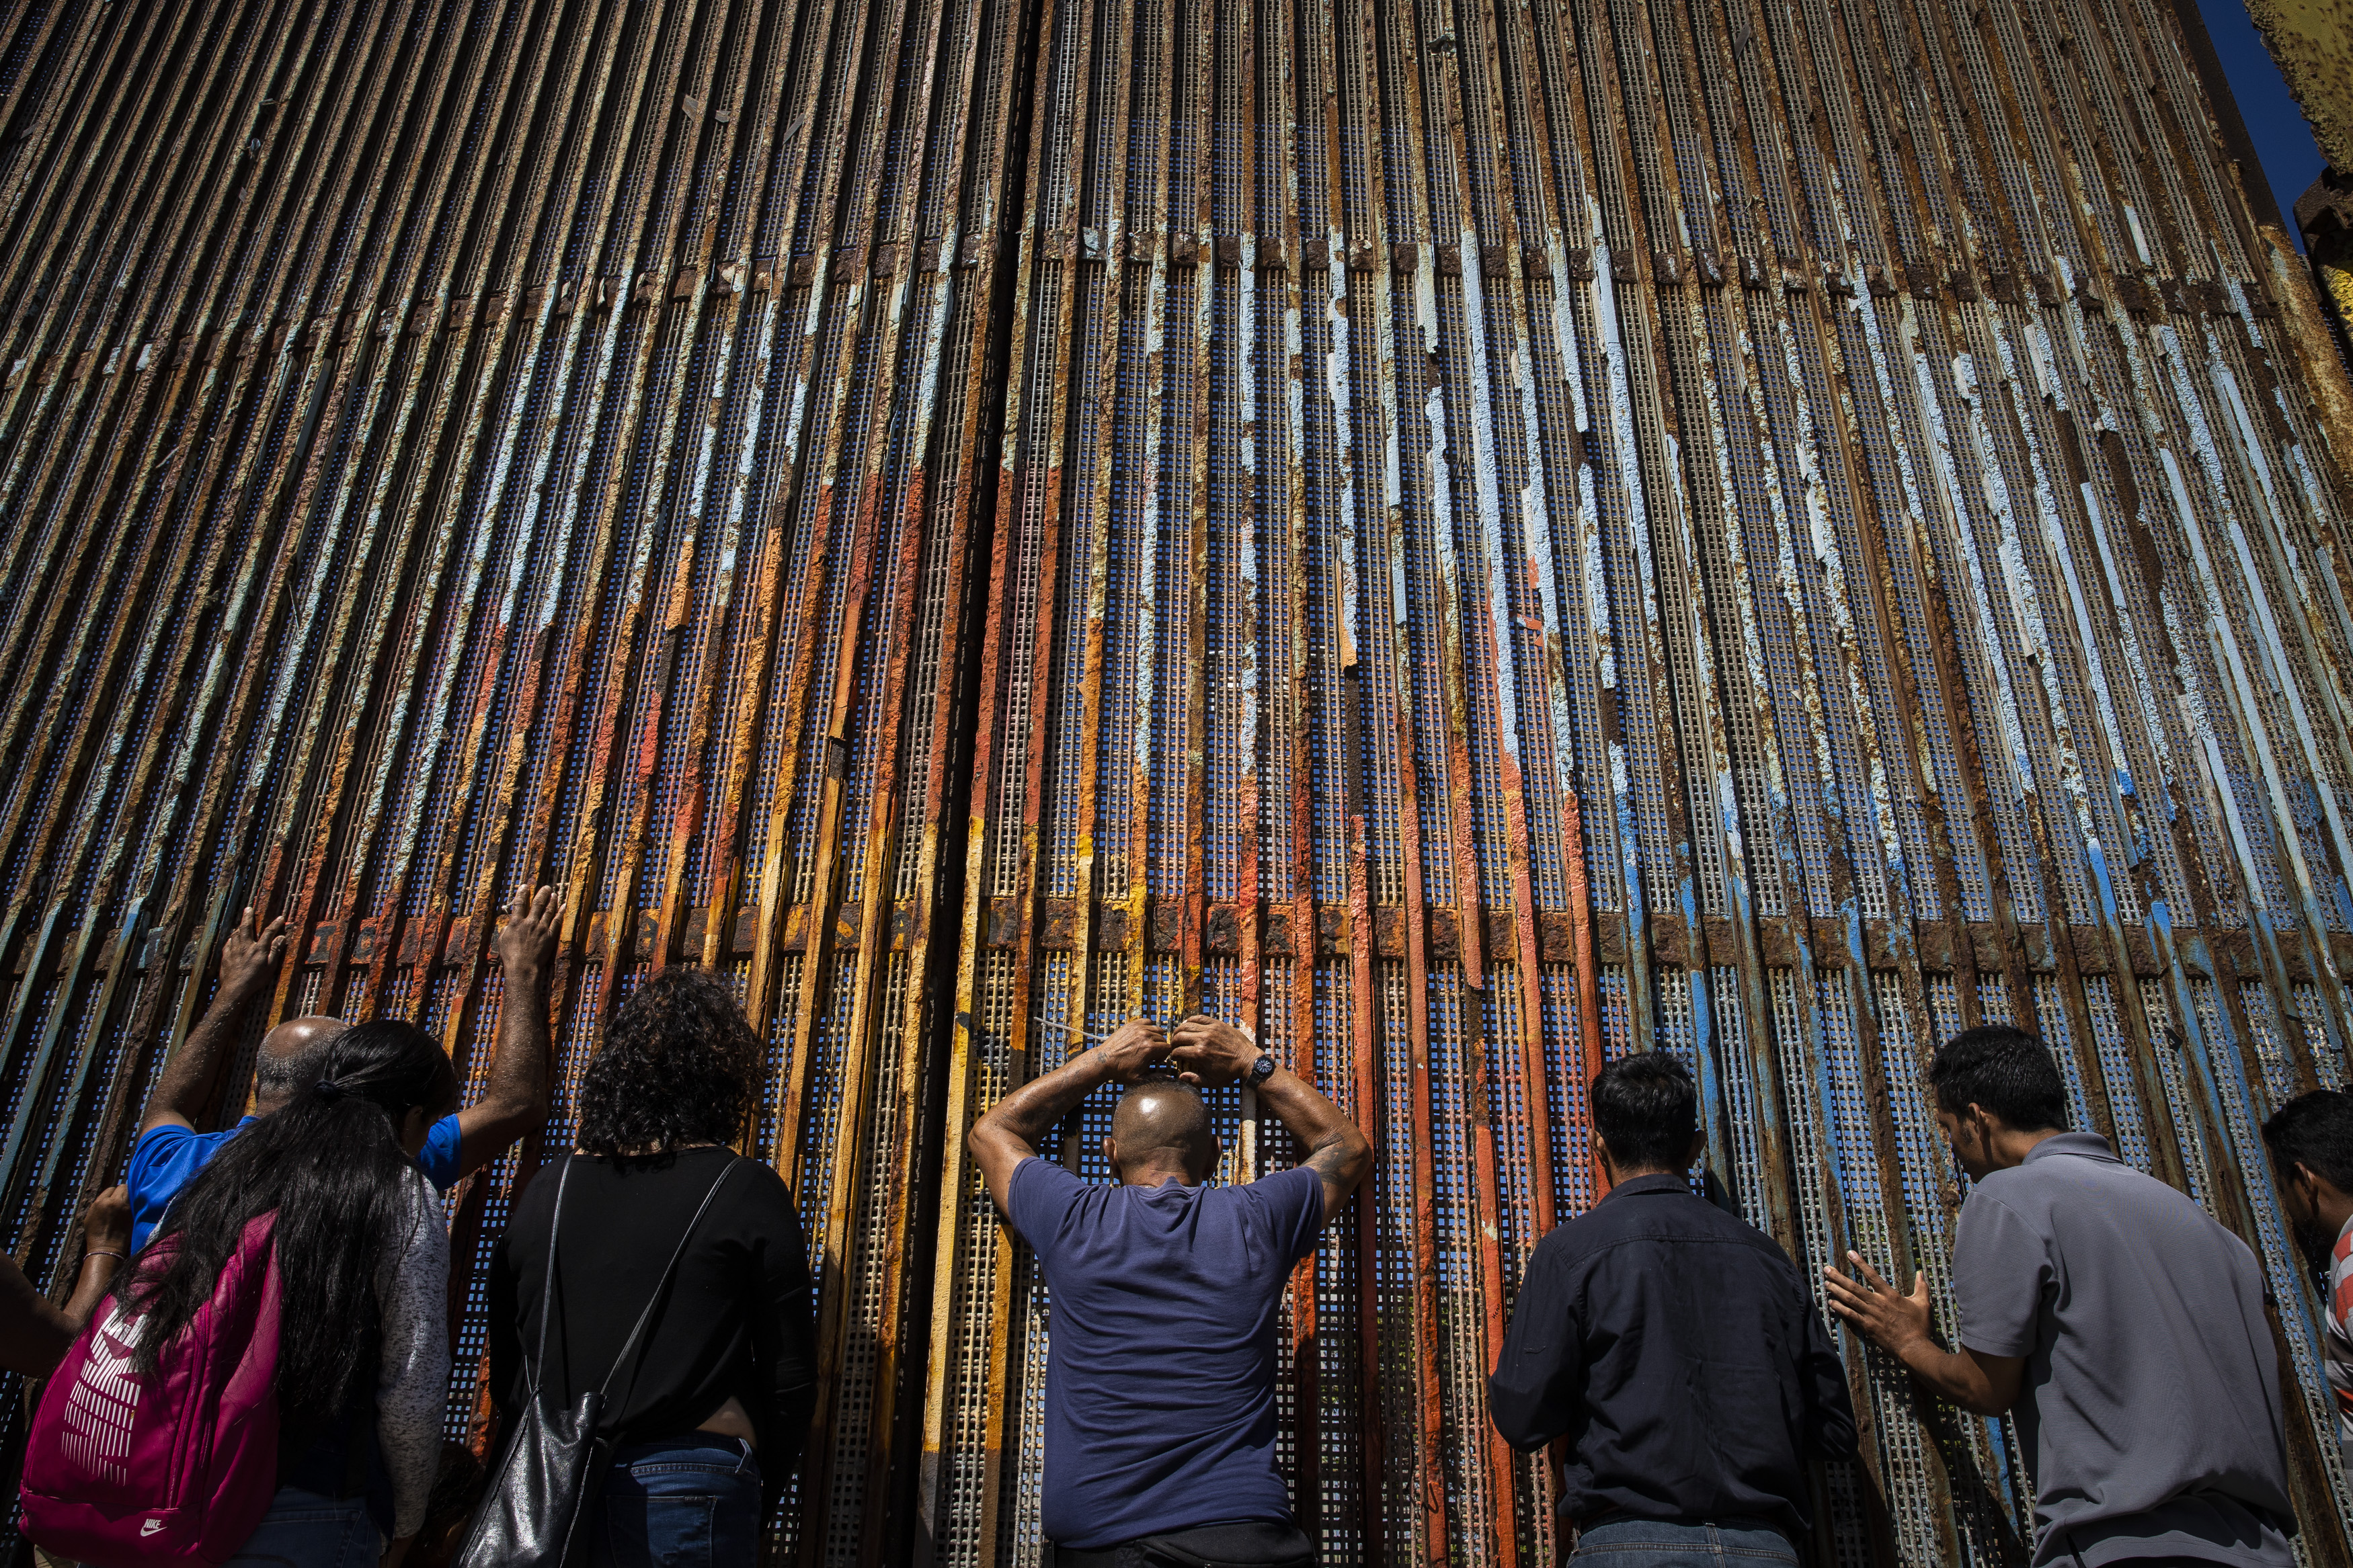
[1570,1519,1799,1566]
[589,1436,764,1568]
[222,1486,382,1568]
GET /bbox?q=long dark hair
[576,968,756,1160]
[127,1018,458,1445]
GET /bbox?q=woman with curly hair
[485,968,816,1568]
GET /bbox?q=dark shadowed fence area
[2,0,2352,1558]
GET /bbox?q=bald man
[127,890,562,1251]
[969,1015,1371,1568]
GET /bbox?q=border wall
[3,0,2352,1558]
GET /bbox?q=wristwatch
[1247,1052,1278,1087]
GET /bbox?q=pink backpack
[18,1214,284,1567]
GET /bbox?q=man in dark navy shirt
[1489,1052,1855,1565]
[970,1014,1371,1567]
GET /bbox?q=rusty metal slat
[336,0,641,1049]
[1447,0,1561,1253]
[1058,0,1138,1038]
[0,0,221,405]
[1249,0,1314,1518]
[1742,0,1959,1105]
[2092,362,2353,1516]
[799,58,993,1568]
[0,0,98,177]
[0,0,245,289]
[1720,251,1944,1568]
[55,0,398,597]
[469,78,811,1474]
[1912,277,2216,1529]
[1640,0,1815,1275]
[2123,314,2342,1067]
[66,0,424,1020]
[0,360,224,921]
[1175,0,1209,1031]
[408,0,697,1015]
[251,0,493,983]
[480,0,750,989]
[1,100,379,1122]
[0,0,296,706]
[2173,317,2353,1046]
[1776,265,1970,1551]
[333,258,562,1033]
[1497,0,1609,1208]
[0,401,200,942]
[1415,0,1561,1543]
[1895,294,2110,1110]
[792,0,988,1546]
[11,0,2353,1555]
[342,0,621,1022]
[688,0,855,977]
[889,89,1013,1565]
[1326,0,1408,1544]
[746,0,902,1166]
[432,0,757,1429]
[1109,0,1172,1026]
[1546,0,1657,1090]
[0,913,108,1247]
[1271,0,1331,1537]
[647,22,825,981]
[1675,0,1835,1260]
[2038,374,2219,1122]
[1708,34,1987,1510]
[1353,0,1463,1543]
[28,904,168,1297]
[1860,12,2070,1130]
[1587,0,1711,1066]
[296,334,486,1017]
[17,900,149,1268]
[1976,303,2197,1187]
[275,0,556,1013]
[928,0,1103,1532]
[1690,274,1849,1275]
[1683,18,1902,1524]
[2107,307,2353,1538]
[0,387,214,1141]
[835,474,947,1557]
[17,0,347,1298]
[906,0,1028,1534]
[727,29,922,1042]
[1943,300,2161,1126]
[0,353,270,1105]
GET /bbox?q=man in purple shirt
[968,1014,1371,1567]
[128,890,562,1251]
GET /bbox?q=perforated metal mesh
[3,0,2352,1555]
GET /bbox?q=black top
[488,1149,819,1467]
[1487,1174,1856,1542]
[281,1385,393,1537]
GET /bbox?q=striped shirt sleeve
[2326,1219,2353,1436]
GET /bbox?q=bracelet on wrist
[83,1248,126,1264]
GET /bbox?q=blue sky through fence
[2196,0,2327,250]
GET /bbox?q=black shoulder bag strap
[456,1154,742,1568]
[571,1155,741,1410]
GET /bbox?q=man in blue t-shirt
[128,889,563,1251]
[969,1013,1371,1567]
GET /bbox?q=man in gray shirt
[1825,1025,2295,1567]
